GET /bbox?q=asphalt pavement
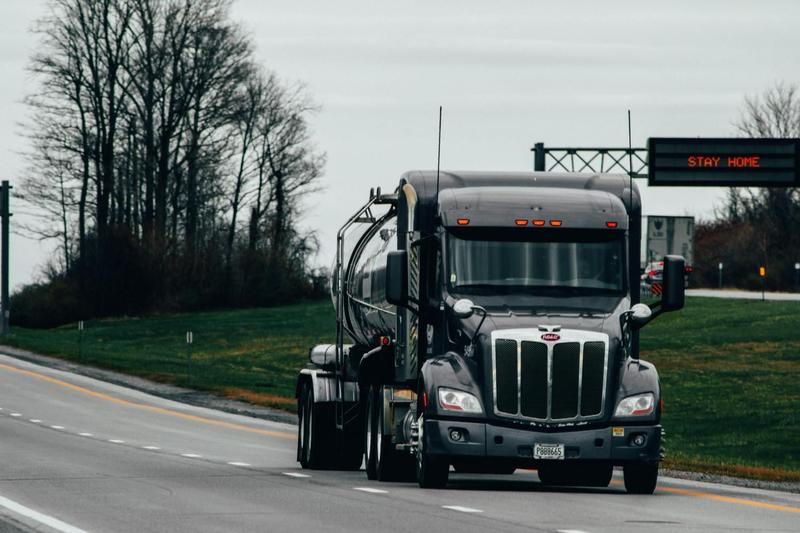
[687,288,800,301]
[1,352,798,533]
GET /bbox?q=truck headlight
[438,388,483,414]
[614,393,655,417]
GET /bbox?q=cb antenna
[627,109,634,222]
[435,106,443,198]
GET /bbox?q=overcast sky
[1,0,798,289]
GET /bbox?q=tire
[297,383,333,469]
[298,383,317,468]
[364,385,413,481]
[624,462,659,494]
[416,416,449,489]
[364,385,379,480]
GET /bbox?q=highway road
[687,289,800,301]
[1,352,798,533]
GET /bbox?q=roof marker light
[606,221,618,228]
[457,218,470,226]
[550,219,563,227]
[515,219,528,226]
[532,219,545,226]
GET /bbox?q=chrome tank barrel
[331,214,398,347]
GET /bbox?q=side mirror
[452,298,476,318]
[661,255,685,312]
[385,250,408,307]
[629,303,652,328]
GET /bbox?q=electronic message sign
[647,138,799,186]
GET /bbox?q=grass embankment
[3,297,799,481]
[4,301,335,411]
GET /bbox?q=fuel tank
[331,214,398,347]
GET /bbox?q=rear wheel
[298,383,325,469]
[624,462,659,494]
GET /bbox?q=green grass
[3,296,799,480]
[639,297,800,480]
[3,301,336,410]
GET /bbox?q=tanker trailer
[296,170,686,493]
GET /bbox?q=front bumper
[424,419,662,464]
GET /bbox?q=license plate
[533,443,564,460]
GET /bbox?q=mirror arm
[470,306,488,344]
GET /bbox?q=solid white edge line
[353,487,388,494]
[442,505,483,513]
[282,472,311,478]
[0,494,89,533]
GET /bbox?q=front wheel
[624,462,659,494]
[416,416,449,488]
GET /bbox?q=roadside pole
[78,321,84,359]
[186,331,193,387]
[795,262,799,291]
[759,266,766,302]
[718,262,723,289]
[1,181,10,335]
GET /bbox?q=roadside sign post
[718,262,723,289]
[78,321,84,359]
[795,262,800,291]
[759,266,766,301]
[186,331,193,387]
[0,181,11,335]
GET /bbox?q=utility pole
[1,181,10,335]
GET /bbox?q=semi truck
[295,170,686,494]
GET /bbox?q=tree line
[693,82,800,291]
[17,0,325,327]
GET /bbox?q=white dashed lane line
[78,432,93,437]
[50,425,65,430]
[282,472,311,478]
[180,453,202,458]
[10,413,21,417]
[142,446,161,450]
[108,439,125,444]
[227,462,251,467]
[353,487,388,494]
[30,419,41,423]
[0,494,88,533]
[442,505,483,513]
[558,530,592,533]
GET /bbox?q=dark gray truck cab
[296,170,685,494]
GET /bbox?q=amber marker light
[606,221,618,228]
[515,219,528,226]
[457,218,470,225]
[532,219,545,226]
[550,219,563,227]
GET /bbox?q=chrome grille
[491,329,609,422]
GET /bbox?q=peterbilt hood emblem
[540,333,560,341]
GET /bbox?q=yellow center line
[0,362,296,441]
[611,479,799,513]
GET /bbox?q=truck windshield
[447,228,625,295]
